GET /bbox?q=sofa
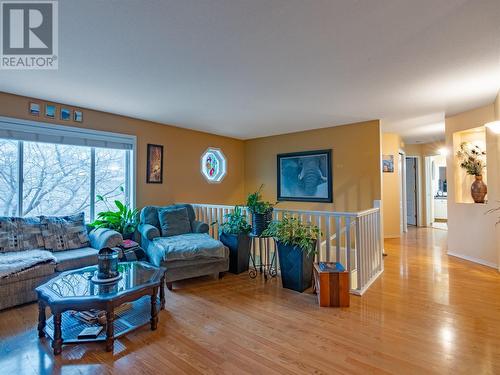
[139,204,229,289]
[0,215,122,310]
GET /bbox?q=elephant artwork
[298,157,328,196]
[277,150,333,203]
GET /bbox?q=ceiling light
[485,121,500,134]
[438,148,449,156]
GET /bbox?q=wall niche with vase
[453,126,487,204]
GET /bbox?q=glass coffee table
[36,261,166,355]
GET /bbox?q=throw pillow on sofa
[40,213,90,251]
[158,207,192,237]
[0,216,45,253]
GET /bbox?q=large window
[0,139,18,216]
[0,119,134,221]
[23,142,92,217]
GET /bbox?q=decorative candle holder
[97,248,119,279]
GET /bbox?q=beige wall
[495,92,500,271]
[0,92,383,217]
[446,102,498,268]
[382,133,402,238]
[244,120,382,213]
[0,92,246,209]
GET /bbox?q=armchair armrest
[89,228,123,250]
[192,220,209,234]
[139,223,160,240]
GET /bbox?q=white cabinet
[434,199,447,220]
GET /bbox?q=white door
[406,157,417,226]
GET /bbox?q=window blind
[0,116,135,150]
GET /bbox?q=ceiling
[1,0,500,141]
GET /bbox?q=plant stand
[248,234,277,280]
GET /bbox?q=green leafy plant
[456,142,486,176]
[218,206,251,235]
[246,184,275,214]
[262,216,321,257]
[90,193,138,235]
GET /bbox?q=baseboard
[350,268,384,296]
[447,251,498,269]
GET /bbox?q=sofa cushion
[158,207,192,237]
[40,213,90,252]
[148,233,227,266]
[0,216,44,253]
[140,204,197,230]
[53,247,99,272]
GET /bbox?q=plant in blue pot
[219,206,252,274]
[246,184,276,236]
[263,216,320,292]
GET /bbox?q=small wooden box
[313,262,349,307]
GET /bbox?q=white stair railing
[184,201,383,295]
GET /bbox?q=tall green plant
[456,142,486,176]
[262,216,320,257]
[90,193,138,235]
[219,206,251,235]
[246,184,275,214]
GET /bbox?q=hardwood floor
[1,228,499,374]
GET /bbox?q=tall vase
[471,175,487,203]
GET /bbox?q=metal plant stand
[248,235,278,280]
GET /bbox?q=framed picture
[29,102,40,116]
[146,144,164,183]
[382,155,394,173]
[60,108,71,121]
[45,104,56,119]
[74,110,83,122]
[277,149,332,203]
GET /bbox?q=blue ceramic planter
[276,241,315,293]
[220,233,252,274]
[251,210,273,236]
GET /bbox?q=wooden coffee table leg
[150,290,158,330]
[106,308,114,352]
[52,312,63,355]
[37,301,46,338]
[160,275,166,310]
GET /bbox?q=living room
[1,1,500,374]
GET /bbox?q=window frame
[0,116,136,221]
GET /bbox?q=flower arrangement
[456,142,486,176]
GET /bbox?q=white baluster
[325,215,331,262]
[335,216,341,263]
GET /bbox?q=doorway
[405,157,418,226]
[399,151,407,233]
[425,155,447,229]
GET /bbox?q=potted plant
[90,195,139,240]
[263,216,320,292]
[218,206,252,274]
[246,184,276,236]
[456,142,487,203]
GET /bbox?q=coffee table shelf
[44,296,160,344]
